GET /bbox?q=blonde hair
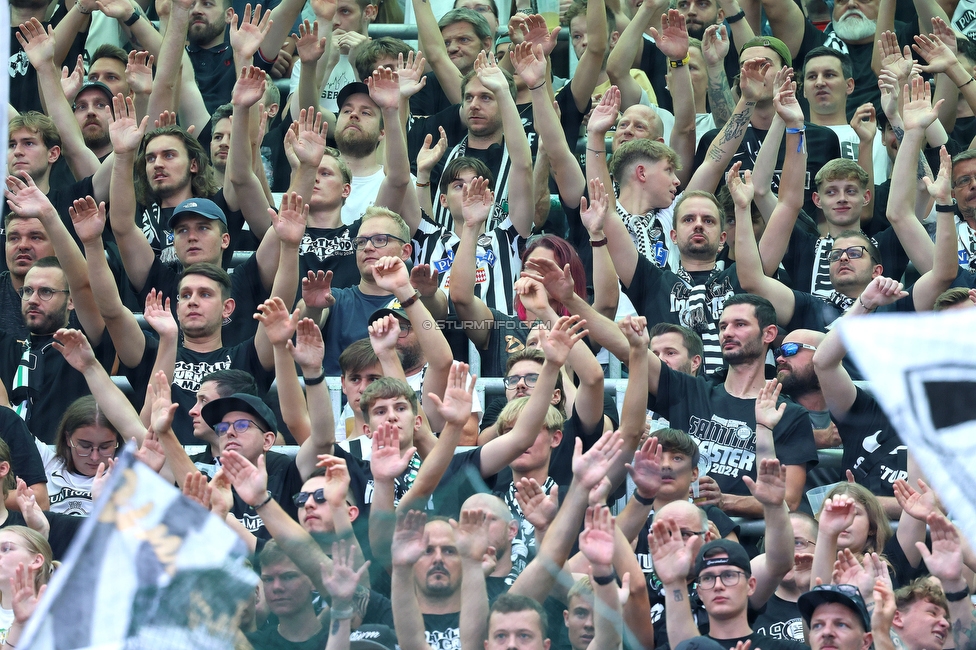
[0,527,56,605]
[362,206,410,243]
[496,397,564,434]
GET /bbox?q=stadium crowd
[2,0,976,644]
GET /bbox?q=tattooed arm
[701,25,738,128]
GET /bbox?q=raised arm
[917,513,976,649]
[606,1,654,109]
[701,25,737,128]
[448,178,496,350]
[456,509,491,650]
[228,66,274,239]
[584,87,621,225]
[146,0,192,123]
[758,0,806,59]
[391,511,438,650]
[569,0,608,112]
[580,179,620,319]
[579,507,626,650]
[655,10,697,180]
[411,0,463,105]
[289,318,334,455]
[913,156,959,311]
[649,515,703,646]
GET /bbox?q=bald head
[784,329,825,347]
[612,105,664,152]
[657,500,709,533]
[776,329,824,398]
[463,493,513,523]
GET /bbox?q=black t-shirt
[8,6,86,114]
[625,255,740,376]
[124,333,274,443]
[480,309,529,378]
[3,510,82,560]
[0,407,47,488]
[697,632,809,650]
[424,611,462,650]
[299,220,362,291]
[0,330,116,444]
[694,122,841,220]
[246,621,329,650]
[410,72,454,117]
[187,41,277,115]
[836,387,907,497]
[264,112,296,193]
[655,366,818,496]
[786,290,846,333]
[231,450,304,539]
[753,594,805,642]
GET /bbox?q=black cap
[675,637,728,650]
[798,584,872,632]
[337,81,375,113]
[368,306,408,327]
[694,539,752,577]
[349,624,398,650]
[76,80,114,104]
[202,393,277,433]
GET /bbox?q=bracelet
[124,10,141,25]
[528,81,547,90]
[303,370,326,386]
[252,490,274,509]
[415,181,431,188]
[78,4,93,13]
[936,200,957,213]
[632,490,654,506]
[959,77,974,89]
[590,237,609,248]
[785,126,806,154]
[726,9,746,23]
[669,55,690,68]
[592,569,618,586]
[399,290,422,309]
[945,586,971,602]
[756,423,773,431]
[5,641,15,648]
[330,605,356,620]
[586,147,605,155]
[858,295,874,312]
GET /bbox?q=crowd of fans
[2,0,976,645]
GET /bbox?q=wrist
[857,295,875,312]
[942,580,969,596]
[301,364,324,379]
[633,488,656,505]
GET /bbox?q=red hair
[516,235,588,321]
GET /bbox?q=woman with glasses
[38,396,124,517]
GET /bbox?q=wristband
[252,490,274,509]
[959,77,974,89]
[78,4,93,13]
[586,147,605,155]
[528,81,547,90]
[669,55,691,68]
[936,200,957,213]
[946,586,971,602]
[632,490,654,506]
[124,10,141,25]
[857,295,874,312]
[725,9,746,23]
[590,237,609,248]
[399,290,422,309]
[330,605,356,620]
[756,423,773,431]
[303,370,326,386]
[415,181,431,188]
[785,126,806,154]
[592,570,618,586]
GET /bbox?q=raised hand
[392,510,428,567]
[417,127,448,175]
[232,64,268,108]
[301,270,336,309]
[220,450,269,507]
[143,289,178,339]
[913,33,958,74]
[370,422,416,481]
[454,508,490,562]
[229,4,273,61]
[182,470,213,509]
[147,370,178,437]
[858,276,908,310]
[916,512,963,582]
[648,515,702,585]
[309,0,337,21]
[396,51,428,99]
[819,494,857,538]
[60,54,84,101]
[725,162,754,210]
[617,314,649,349]
[428,362,476,426]
[510,41,548,89]
[317,455,352,505]
[6,173,58,222]
[210,469,234,518]
[519,13,560,55]
[773,70,805,129]
[871,578,896,635]
[539,315,587,366]
[322,540,370,602]
[367,66,401,111]
[878,32,914,83]
[474,51,510,97]
[755,378,786,430]
[893,478,940,522]
[15,479,47,534]
[739,58,771,103]
[743,458,787,506]
[649,9,689,62]
[460,177,493,228]
[52,328,97,372]
[573,429,625,491]
[514,477,559,530]
[832,548,877,600]
[849,103,877,144]
[91,458,115,502]
[626,435,664,501]
[10,563,46,624]
[521,256,576,305]
[136,428,167,473]
[285,108,328,168]
[287,317,325,374]
[579,177,610,235]
[255,296,300,348]
[16,18,56,67]
[931,16,957,54]
[924,145,953,204]
[877,68,901,123]
[368,314,401,357]
[371,255,411,294]
[901,75,943,133]
[96,0,136,19]
[109,93,150,156]
[125,51,155,96]
[295,20,327,64]
[587,86,620,134]
[700,24,729,67]
[410,264,440,298]
[579,506,617,571]
[270,191,309,247]
[514,277,552,317]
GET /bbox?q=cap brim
[798,590,870,631]
[201,396,272,431]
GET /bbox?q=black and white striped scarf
[956,216,976,272]
[432,137,511,232]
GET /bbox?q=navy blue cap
[168,198,228,229]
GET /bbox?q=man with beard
[772,330,839,450]
[208,104,233,187]
[1,211,56,338]
[72,81,114,160]
[759,0,940,117]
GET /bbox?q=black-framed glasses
[827,246,872,263]
[17,286,69,301]
[352,233,406,251]
[775,342,818,358]
[293,488,326,507]
[697,570,746,589]
[503,373,540,389]
[680,529,706,540]
[213,419,267,436]
[69,439,119,457]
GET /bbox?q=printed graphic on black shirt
[300,229,355,261]
[689,414,757,479]
[172,354,233,392]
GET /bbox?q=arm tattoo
[332,618,341,634]
[672,589,684,602]
[891,628,907,650]
[707,69,737,127]
[707,104,754,162]
[952,618,976,650]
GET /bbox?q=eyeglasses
[775,342,818,358]
[794,537,816,550]
[17,286,70,301]
[680,529,706,540]
[293,488,326,507]
[697,570,746,589]
[398,322,412,337]
[352,233,406,251]
[69,439,119,457]
[213,419,267,436]
[953,175,976,189]
[827,246,874,263]
[503,373,540,389]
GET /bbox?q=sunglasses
[293,488,327,507]
[775,342,818,358]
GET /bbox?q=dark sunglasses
[775,342,818,358]
[293,489,327,507]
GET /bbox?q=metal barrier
[365,23,570,40]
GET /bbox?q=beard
[151,167,194,201]
[335,126,380,158]
[398,341,424,372]
[721,334,765,366]
[831,10,877,42]
[10,0,49,9]
[188,19,226,46]
[24,303,68,335]
[777,365,820,397]
[83,126,111,152]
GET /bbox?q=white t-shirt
[342,168,388,225]
[290,54,357,114]
[37,440,94,516]
[0,607,13,642]
[823,123,891,182]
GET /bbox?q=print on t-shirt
[173,354,233,392]
[690,415,757,479]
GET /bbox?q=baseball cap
[202,393,277,433]
[368,306,409,327]
[694,539,752,577]
[168,198,228,229]
[739,36,792,68]
[76,80,114,105]
[337,81,375,113]
[675,637,728,650]
[798,584,871,631]
[349,624,398,650]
